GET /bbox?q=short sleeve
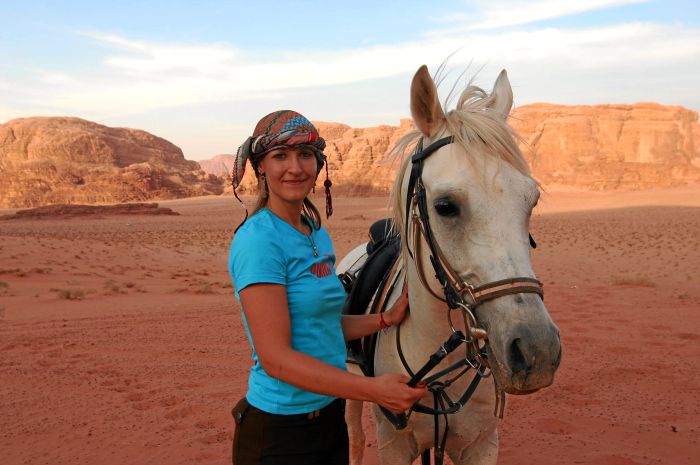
[229,226,287,296]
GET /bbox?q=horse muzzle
[489,321,562,394]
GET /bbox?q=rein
[383,135,545,465]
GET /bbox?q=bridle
[404,135,543,325]
[381,135,545,464]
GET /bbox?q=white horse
[338,65,562,465]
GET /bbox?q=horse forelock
[447,83,532,180]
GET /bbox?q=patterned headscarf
[233,110,326,185]
[232,110,333,226]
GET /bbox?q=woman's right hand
[371,373,428,413]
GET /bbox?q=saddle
[340,219,401,376]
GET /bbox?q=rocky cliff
[0,117,224,208]
[510,103,700,190]
[5,104,697,209]
[197,154,235,176]
[205,103,700,194]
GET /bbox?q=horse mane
[388,80,535,249]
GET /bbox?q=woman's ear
[256,157,265,175]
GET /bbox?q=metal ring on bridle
[447,305,470,343]
[455,302,492,369]
[456,302,479,336]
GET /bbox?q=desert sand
[1,186,699,465]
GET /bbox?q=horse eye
[434,198,459,217]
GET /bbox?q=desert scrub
[0,281,8,295]
[103,280,126,295]
[50,288,87,300]
[189,278,217,295]
[194,283,216,294]
[610,275,656,287]
[103,281,146,294]
[29,267,52,274]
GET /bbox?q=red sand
[1,187,699,465]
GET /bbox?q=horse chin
[509,388,541,396]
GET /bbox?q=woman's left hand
[383,285,409,326]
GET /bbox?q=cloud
[82,32,240,77]
[434,0,649,30]
[5,15,699,130]
[37,71,79,86]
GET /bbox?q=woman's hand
[383,285,409,326]
[370,373,427,413]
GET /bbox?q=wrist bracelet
[379,312,390,329]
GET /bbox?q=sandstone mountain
[206,103,700,194]
[0,117,224,208]
[510,103,700,190]
[197,154,235,176]
[3,103,697,209]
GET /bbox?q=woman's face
[258,146,318,205]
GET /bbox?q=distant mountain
[5,102,698,209]
[197,154,235,176]
[0,117,224,208]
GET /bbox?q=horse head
[391,65,562,396]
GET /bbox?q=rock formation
[197,154,235,176]
[0,117,224,208]
[1,203,179,220]
[510,103,700,190]
[207,103,700,193]
[6,103,697,209]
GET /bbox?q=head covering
[233,110,327,186]
[232,110,333,227]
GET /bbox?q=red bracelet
[379,312,390,329]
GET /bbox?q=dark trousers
[232,397,349,465]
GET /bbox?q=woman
[228,110,427,465]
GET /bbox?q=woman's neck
[266,198,308,234]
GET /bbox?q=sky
[1,0,699,160]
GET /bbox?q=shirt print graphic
[310,254,333,278]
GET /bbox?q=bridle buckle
[461,284,478,308]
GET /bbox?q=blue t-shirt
[228,208,348,414]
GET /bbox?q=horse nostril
[509,338,530,375]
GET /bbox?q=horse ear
[490,69,513,120]
[410,65,445,137]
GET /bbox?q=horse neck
[401,255,457,354]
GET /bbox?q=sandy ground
[1,185,699,465]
